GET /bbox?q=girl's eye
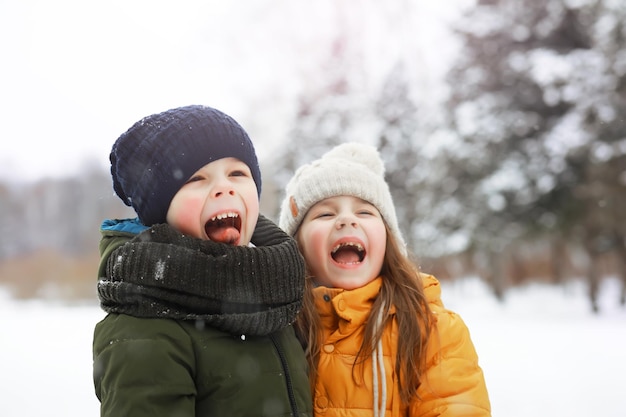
[314,212,334,219]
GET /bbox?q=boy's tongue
[206,221,241,245]
[207,227,240,244]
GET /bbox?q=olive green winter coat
[93,313,310,416]
[93,218,312,417]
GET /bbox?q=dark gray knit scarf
[97,215,305,336]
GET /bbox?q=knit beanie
[110,105,261,226]
[279,142,406,253]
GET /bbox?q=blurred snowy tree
[0,184,23,259]
[269,26,374,204]
[0,168,133,258]
[374,62,428,251]
[443,0,626,306]
[267,1,443,235]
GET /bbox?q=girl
[279,142,491,416]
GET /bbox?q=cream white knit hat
[278,142,406,253]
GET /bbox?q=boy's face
[166,157,259,246]
[296,195,386,290]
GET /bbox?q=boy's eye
[230,170,247,177]
[186,175,203,183]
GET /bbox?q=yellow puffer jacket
[312,274,491,417]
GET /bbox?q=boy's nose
[211,180,235,198]
[214,189,235,197]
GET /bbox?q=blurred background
[2,1,626,416]
[1,0,624,312]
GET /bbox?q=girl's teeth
[332,242,364,253]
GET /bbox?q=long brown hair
[294,222,434,405]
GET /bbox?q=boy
[93,105,312,417]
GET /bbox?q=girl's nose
[335,214,358,229]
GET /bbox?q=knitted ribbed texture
[278,142,406,253]
[97,215,305,336]
[110,105,262,226]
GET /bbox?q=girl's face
[297,195,387,290]
[166,157,259,246]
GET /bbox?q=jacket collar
[313,277,385,332]
[311,273,442,333]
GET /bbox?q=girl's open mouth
[331,242,365,264]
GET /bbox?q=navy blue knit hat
[110,105,261,226]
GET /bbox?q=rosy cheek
[168,197,204,237]
[306,231,327,261]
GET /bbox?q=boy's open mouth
[205,212,242,245]
[331,242,365,264]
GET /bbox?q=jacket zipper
[270,332,299,416]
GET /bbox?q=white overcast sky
[0,0,471,182]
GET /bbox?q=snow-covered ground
[1,276,624,416]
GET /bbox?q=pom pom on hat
[278,142,406,253]
[110,105,261,226]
